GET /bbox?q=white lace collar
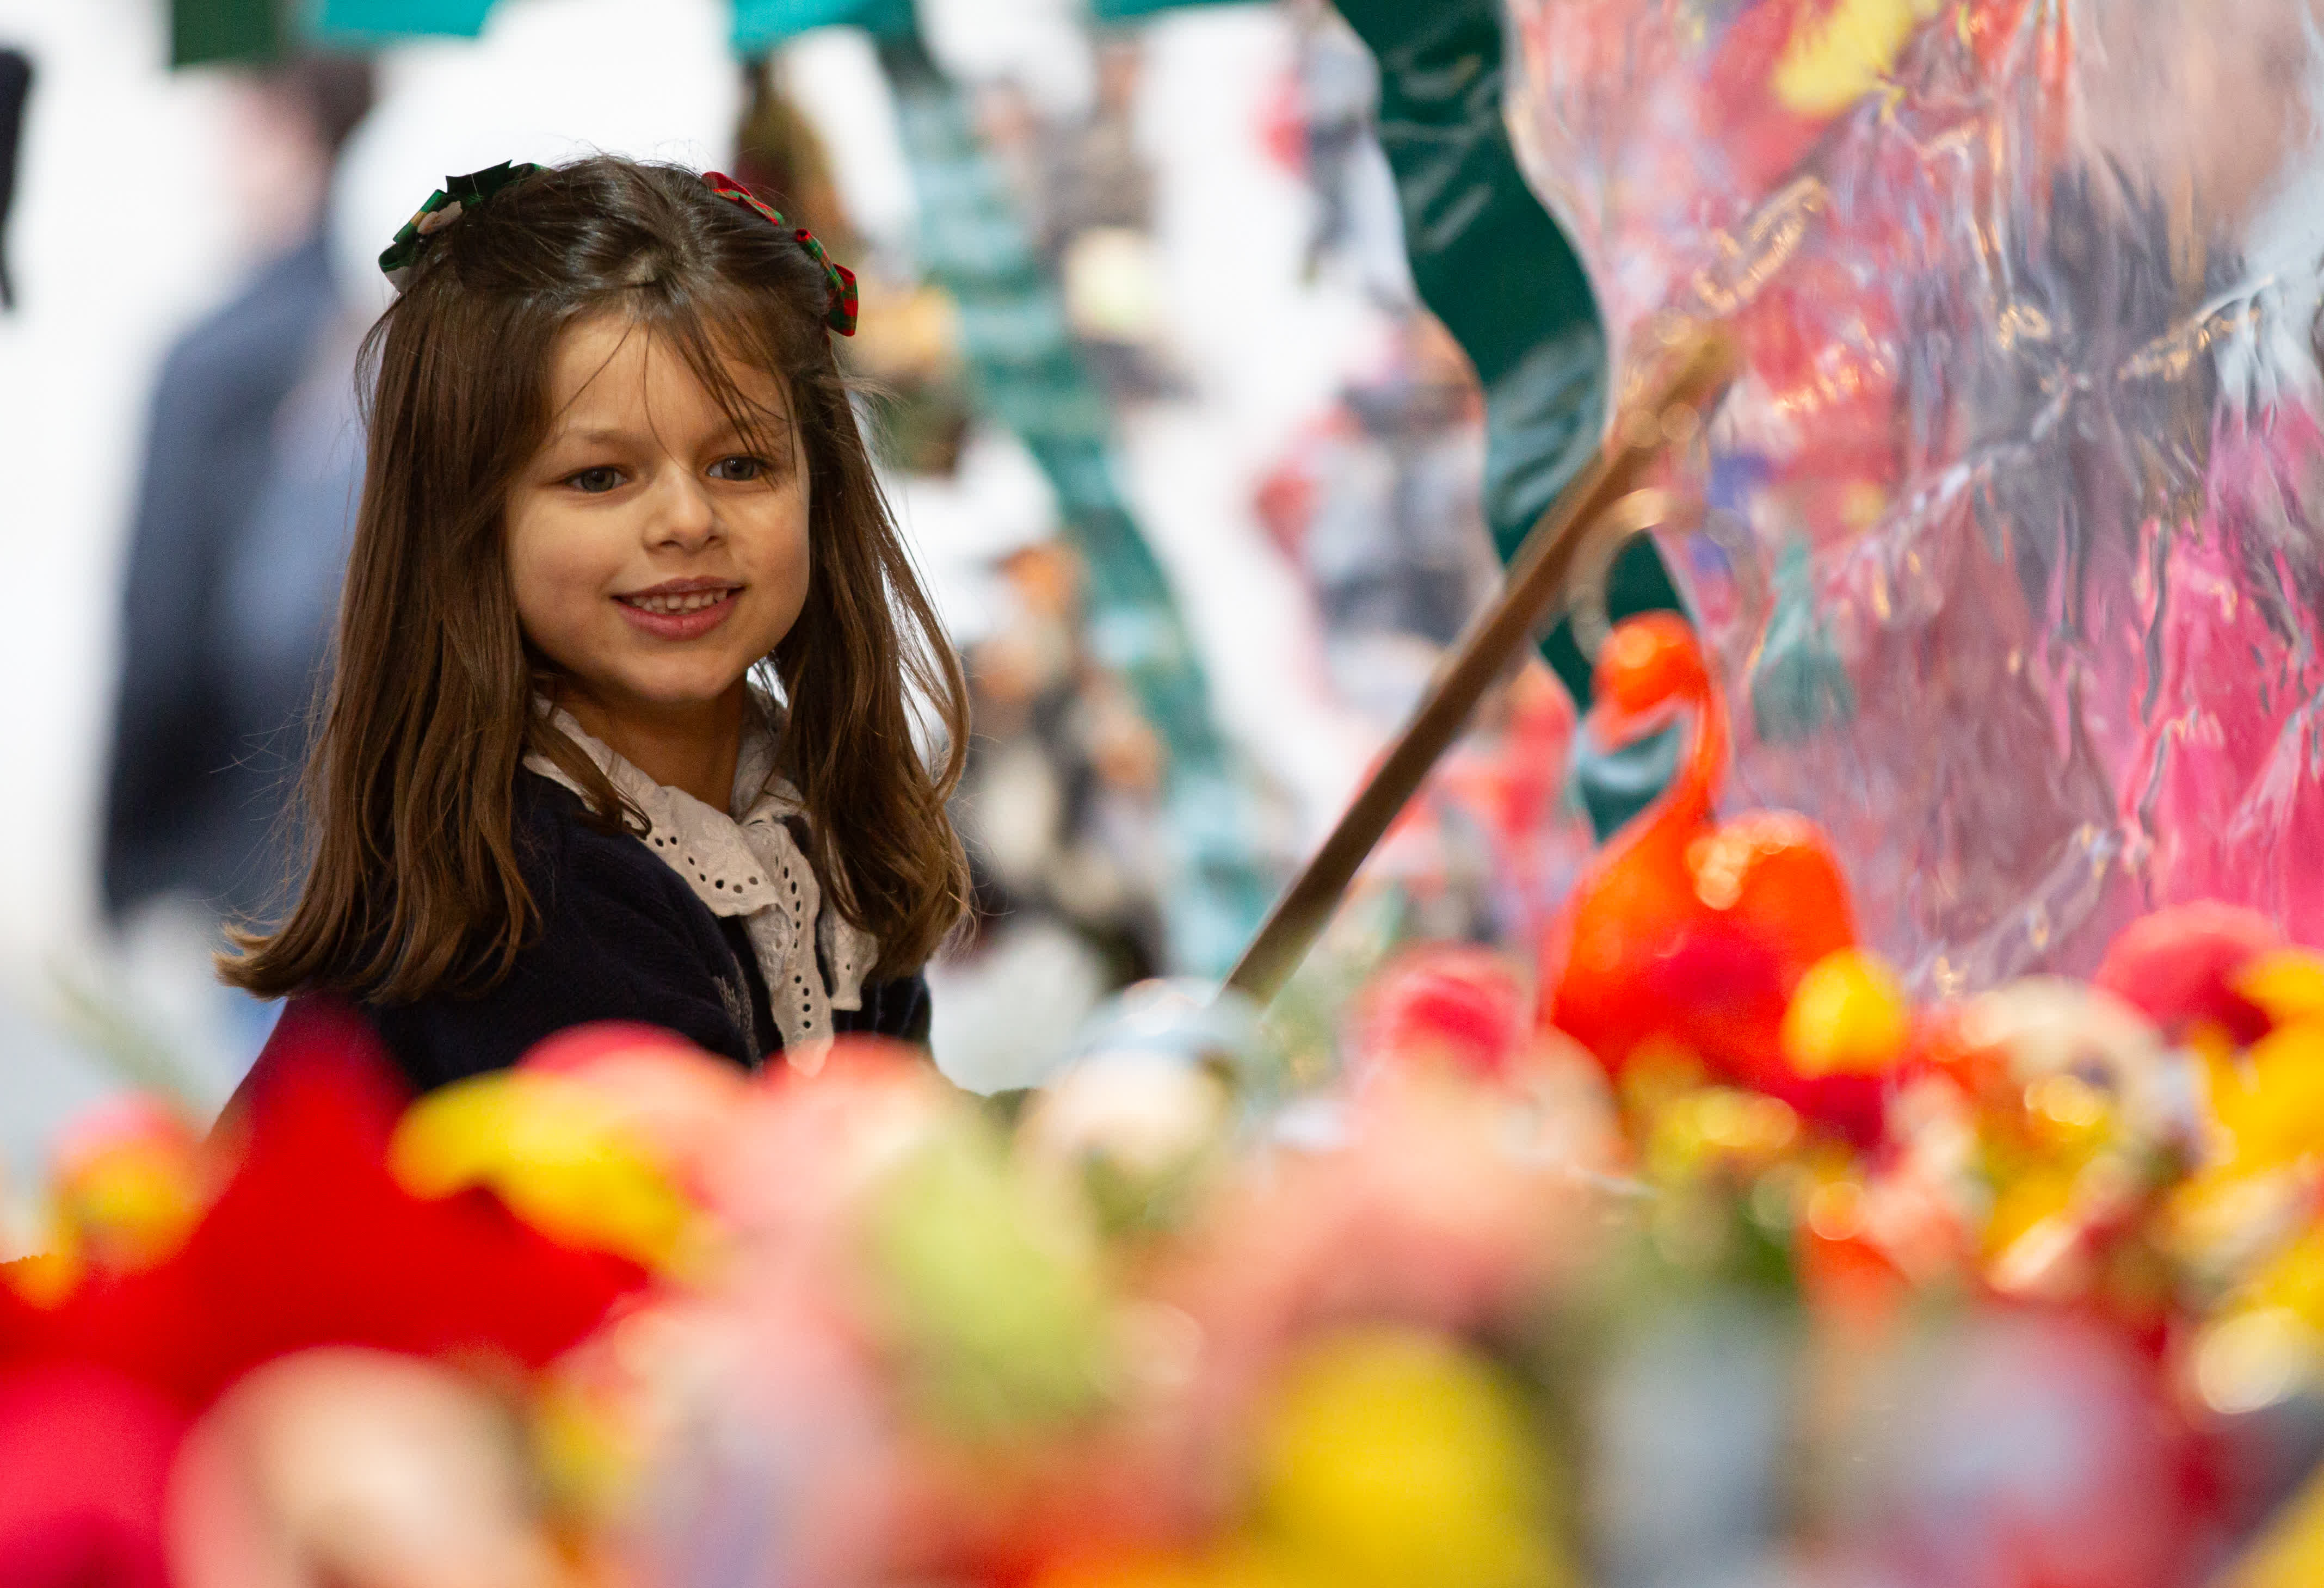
[524,702,878,1074]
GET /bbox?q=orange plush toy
[1545,615,1871,1128]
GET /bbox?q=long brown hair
[224,157,969,1002]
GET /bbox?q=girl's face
[507,314,811,742]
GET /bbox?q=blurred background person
[1256,311,1499,728]
[930,530,1177,1094]
[1275,0,1403,300]
[0,47,28,311]
[99,52,374,1067]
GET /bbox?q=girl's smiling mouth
[614,578,743,639]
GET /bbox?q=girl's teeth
[629,590,730,615]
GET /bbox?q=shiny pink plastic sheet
[1506,0,2324,990]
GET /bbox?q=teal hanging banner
[315,0,495,40]
[735,0,914,50]
[1090,0,1248,18]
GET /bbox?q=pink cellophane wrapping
[1505,0,2324,990]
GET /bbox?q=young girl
[226,156,969,1094]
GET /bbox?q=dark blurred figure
[102,55,372,929]
[0,48,30,310]
[1283,0,1377,283]
[1256,312,1500,722]
[956,541,1169,988]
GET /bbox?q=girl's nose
[646,468,720,550]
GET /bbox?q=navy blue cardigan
[255,773,930,1098]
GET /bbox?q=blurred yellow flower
[1254,1329,1571,1588]
[1783,948,1910,1077]
[389,1072,698,1272]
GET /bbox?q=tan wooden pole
[1220,324,1740,1008]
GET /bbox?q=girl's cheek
[531,521,614,600]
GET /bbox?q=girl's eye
[567,467,625,495]
[710,455,767,483]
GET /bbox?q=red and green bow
[702,171,859,337]
[377,159,543,289]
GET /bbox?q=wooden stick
[1221,324,1740,1007]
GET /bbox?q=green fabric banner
[878,32,1272,976]
[172,0,284,67]
[1330,0,1682,713]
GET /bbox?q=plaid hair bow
[701,171,859,337]
[378,160,543,289]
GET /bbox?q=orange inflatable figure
[1546,615,1859,1106]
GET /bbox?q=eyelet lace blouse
[525,704,878,1074]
